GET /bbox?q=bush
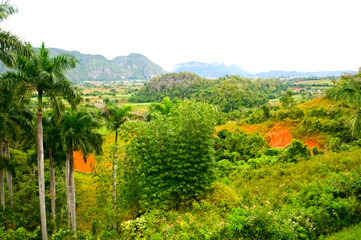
[0,227,39,240]
[279,140,311,163]
[329,137,342,152]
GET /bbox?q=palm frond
[0,30,33,61]
[0,1,17,21]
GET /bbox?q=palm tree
[0,1,32,68]
[43,111,62,221]
[0,76,32,209]
[1,43,79,240]
[0,140,4,210]
[327,72,361,136]
[103,102,133,229]
[61,109,103,232]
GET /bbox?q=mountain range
[173,61,356,79]
[0,48,357,82]
[0,49,165,83]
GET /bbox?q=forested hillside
[129,72,288,112]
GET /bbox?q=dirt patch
[267,123,321,149]
[304,138,320,149]
[74,151,96,173]
[268,125,293,148]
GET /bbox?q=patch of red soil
[73,151,96,173]
[304,139,320,149]
[267,124,321,149]
[268,126,293,148]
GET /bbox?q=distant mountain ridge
[0,48,165,82]
[173,61,248,79]
[49,49,165,82]
[173,61,356,79]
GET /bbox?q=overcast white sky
[2,0,361,72]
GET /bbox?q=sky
[2,0,361,72]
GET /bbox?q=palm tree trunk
[66,150,76,232]
[65,154,70,225]
[112,130,118,231]
[37,92,48,240]
[49,149,56,220]
[5,141,13,207]
[0,141,5,210]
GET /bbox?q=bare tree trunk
[65,154,70,226]
[112,155,117,230]
[5,141,13,207]
[0,141,5,210]
[112,131,118,231]
[37,96,48,240]
[49,149,56,220]
[66,151,76,232]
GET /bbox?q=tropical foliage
[2,1,361,239]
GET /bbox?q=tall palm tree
[0,76,32,209]
[0,1,32,68]
[1,43,79,240]
[103,102,132,229]
[43,111,62,221]
[61,109,103,232]
[0,140,3,210]
[105,104,133,195]
[327,72,361,136]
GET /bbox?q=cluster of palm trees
[0,2,106,239]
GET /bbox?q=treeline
[129,72,288,112]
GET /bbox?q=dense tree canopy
[130,73,287,112]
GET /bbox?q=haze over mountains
[173,61,356,79]
[0,48,356,82]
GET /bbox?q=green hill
[0,49,165,83]
[129,72,287,111]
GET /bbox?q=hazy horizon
[3,0,361,72]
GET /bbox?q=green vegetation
[129,72,288,112]
[2,2,361,239]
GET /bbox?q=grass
[230,149,361,206]
[325,222,361,240]
[293,79,334,85]
[75,171,98,231]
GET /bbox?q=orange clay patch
[304,138,320,149]
[268,126,293,148]
[267,124,321,149]
[73,151,96,173]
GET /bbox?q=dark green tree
[280,90,295,109]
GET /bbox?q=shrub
[279,140,311,163]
